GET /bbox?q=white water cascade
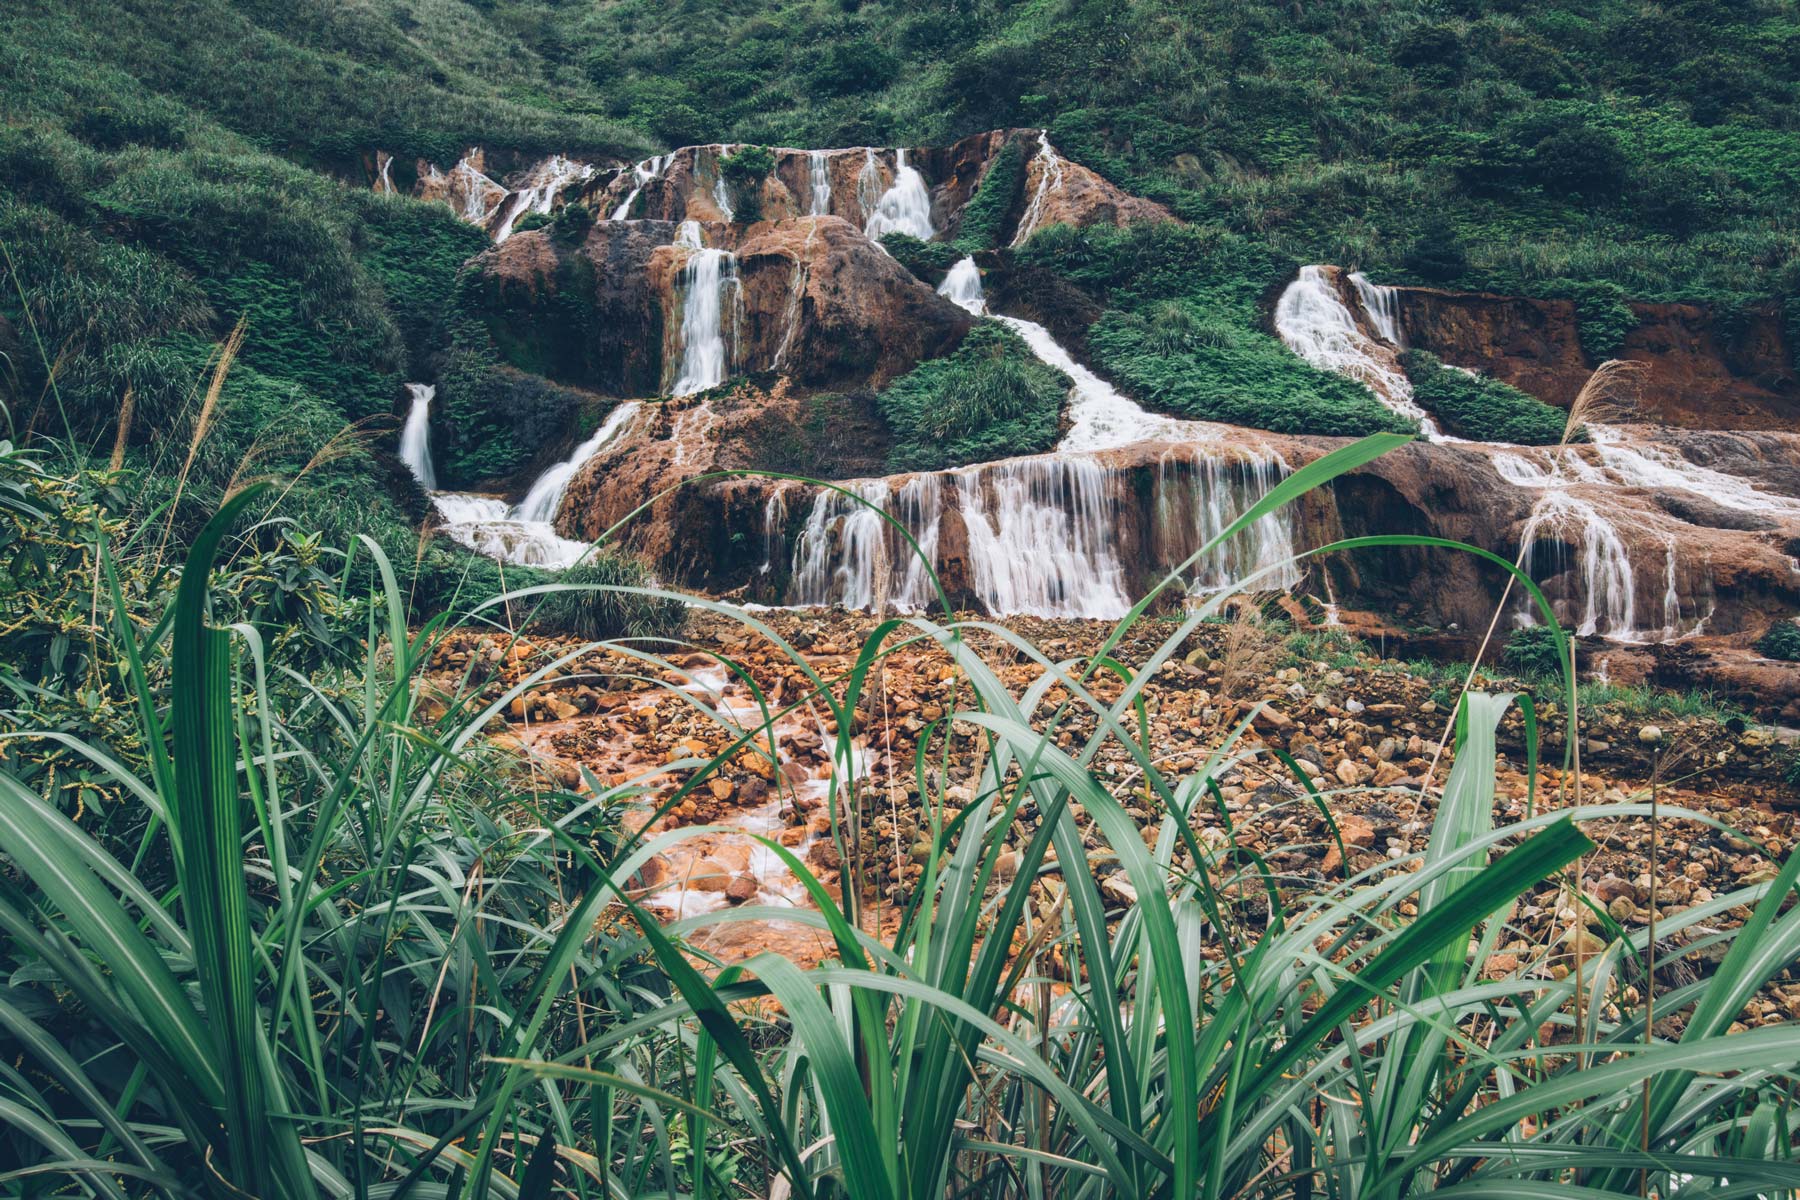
[1153,448,1302,595]
[710,145,738,222]
[398,384,436,490]
[671,227,740,396]
[493,155,595,241]
[808,150,833,216]
[432,402,642,569]
[863,149,935,241]
[1349,271,1405,348]
[375,152,397,196]
[611,154,669,221]
[450,155,508,226]
[1010,131,1066,248]
[1275,266,1440,437]
[938,256,1205,452]
[958,458,1132,618]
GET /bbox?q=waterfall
[789,482,895,610]
[516,402,643,523]
[1348,271,1405,347]
[937,256,986,313]
[1274,266,1439,436]
[1153,448,1301,594]
[1010,131,1065,247]
[760,486,792,575]
[992,314,1204,452]
[431,402,642,569]
[711,146,737,222]
[671,235,740,395]
[375,152,396,196]
[771,223,818,370]
[450,154,507,226]
[611,154,668,221]
[958,458,1131,619]
[493,155,595,242]
[856,148,883,225]
[808,150,833,216]
[398,384,436,490]
[1517,491,1640,640]
[864,149,935,241]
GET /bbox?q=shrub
[511,210,553,234]
[1401,349,1569,444]
[953,139,1024,253]
[1759,620,1800,661]
[1501,623,1567,678]
[532,550,687,640]
[881,232,963,282]
[1561,279,1639,360]
[879,321,1068,471]
[1401,217,1469,283]
[811,39,900,96]
[720,144,775,183]
[551,201,595,246]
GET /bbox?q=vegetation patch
[953,138,1025,253]
[1759,620,1800,662]
[878,321,1068,472]
[1401,350,1571,445]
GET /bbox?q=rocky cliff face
[1393,288,1799,431]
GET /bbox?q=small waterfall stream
[493,155,595,241]
[611,154,669,221]
[671,222,740,396]
[807,150,833,216]
[1275,266,1439,436]
[432,402,642,569]
[398,383,436,490]
[1010,131,1066,247]
[863,149,935,241]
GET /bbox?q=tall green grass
[3,435,1799,1197]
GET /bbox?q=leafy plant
[1402,348,1571,444]
[878,320,1068,471]
[1502,622,1569,678]
[1757,618,1800,661]
[953,137,1024,253]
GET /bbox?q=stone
[725,875,760,904]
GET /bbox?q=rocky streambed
[422,607,1800,1030]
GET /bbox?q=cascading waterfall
[1153,448,1301,594]
[451,154,507,226]
[1348,271,1405,348]
[937,256,986,314]
[432,402,642,569]
[771,223,817,370]
[864,149,935,241]
[958,457,1132,619]
[856,148,883,225]
[760,486,792,575]
[789,482,895,611]
[1275,266,1439,436]
[398,383,436,490]
[375,152,396,196]
[711,145,737,222]
[493,155,595,241]
[611,154,668,221]
[940,256,1223,451]
[671,228,740,395]
[808,150,833,216]
[1516,491,1641,640]
[1010,131,1065,248]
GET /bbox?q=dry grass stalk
[156,319,245,561]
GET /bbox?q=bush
[511,210,553,235]
[1759,620,1800,661]
[879,321,1069,471]
[881,232,964,282]
[953,139,1024,253]
[1562,279,1639,360]
[551,202,595,247]
[1401,349,1569,444]
[811,39,900,96]
[721,144,775,183]
[1502,624,1567,678]
[532,550,688,640]
[1401,218,1469,283]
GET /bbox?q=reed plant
[1,433,1798,1199]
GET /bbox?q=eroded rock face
[1394,288,1799,431]
[582,131,1175,247]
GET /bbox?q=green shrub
[1759,620,1800,661]
[551,202,595,247]
[879,321,1068,471]
[721,144,775,183]
[881,233,963,282]
[1562,279,1640,360]
[532,550,688,640]
[1501,623,1567,678]
[511,210,553,234]
[953,139,1024,253]
[811,39,900,96]
[1401,349,1569,444]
